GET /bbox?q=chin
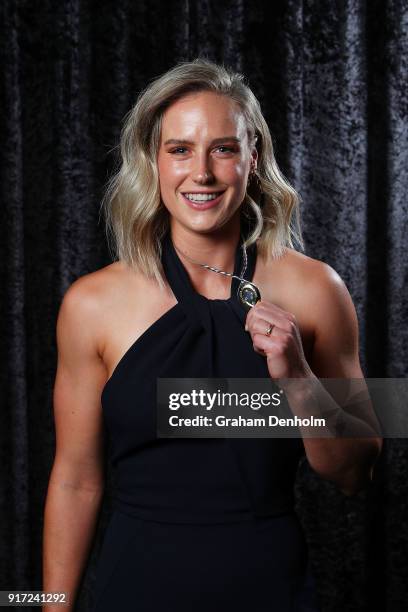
[184,221,223,235]
[167,203,240,236]
[168,211,221,232]
[191,212,234,230]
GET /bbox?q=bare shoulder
[283,247,355,316]
[269,246,341,281]
[259,246,350,307]
[58,261,152,355]
[58,261,136,354]
[59,260,177,381]
[260,246,362,376]
[63,260,129,303]
[257,246,360,369]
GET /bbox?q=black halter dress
[91,227,320,611]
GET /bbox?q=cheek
[158,158,189,187]
[220,159,248,185]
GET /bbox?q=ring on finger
[265,323,274,336]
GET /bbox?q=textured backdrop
[1,1,407,611]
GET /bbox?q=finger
[245,303,281,331]
[253,329,292,353]
[253,300,292,319]
[246,309,291,335]
[245,302,279,327]
[251,334,281,356]
[250,301,298,330]
[246,317,277,337]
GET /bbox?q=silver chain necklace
[173,236,261,310]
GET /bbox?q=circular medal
[238,281,261,310]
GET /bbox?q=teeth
[184,192,222,202]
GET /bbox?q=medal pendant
[238,281,261,311]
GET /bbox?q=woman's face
[157,91,257,236]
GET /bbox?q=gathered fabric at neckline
[161,228,258,326]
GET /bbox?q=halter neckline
[161,229,258,309]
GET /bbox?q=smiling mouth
[182,191,225,202]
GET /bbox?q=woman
[43,59,382,611]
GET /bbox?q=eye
[214,146,236,154]
[169,147,188,154]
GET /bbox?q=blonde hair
[100,58,304,287]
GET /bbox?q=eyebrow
[163,137,241,146]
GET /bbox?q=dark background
[1,0,407,610]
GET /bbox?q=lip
[180,191,225,211]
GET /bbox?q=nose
[192,153,214,185]
[194,170,214,184]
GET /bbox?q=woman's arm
[295,263,383,494]
[247,260,383,496]
[42,278,108,610]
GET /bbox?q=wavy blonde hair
[100,58,304,288]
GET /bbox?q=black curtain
[1,1,407,610]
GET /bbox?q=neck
[170,214,242,271]
[169,213,242,298]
